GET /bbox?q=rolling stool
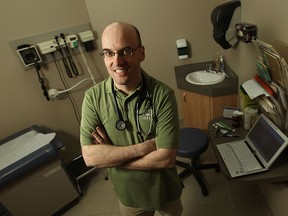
[176,128,219,196]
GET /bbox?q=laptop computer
[217,114,288,178]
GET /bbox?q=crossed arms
[81,126,177,170]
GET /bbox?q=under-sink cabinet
[179,89,237,131]
[175,62,239,131]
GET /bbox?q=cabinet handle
[183,92,186,103]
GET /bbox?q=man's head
[101,22,145,94]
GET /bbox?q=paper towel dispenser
[211,1,241,49]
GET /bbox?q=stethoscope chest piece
[112,77,152,135]
[116,120,126,131]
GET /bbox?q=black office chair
[176,128,219,196]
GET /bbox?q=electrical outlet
[17,45,42,67]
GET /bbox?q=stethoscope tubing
[135,98,153,137]
[112,88,126,131]
[111,80,153,136]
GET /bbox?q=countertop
[174,61,239,97]
[208,117,288,183]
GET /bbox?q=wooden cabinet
[179,90,237,131]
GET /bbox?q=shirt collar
[106,69,149,96]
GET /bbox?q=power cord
[77,40,96,85]
[51,53,81,124]
[48,40,96,100]
[33,59,50,101]
[48,38,97,123]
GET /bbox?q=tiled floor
[63,144,272,216]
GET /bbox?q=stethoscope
[111,80,153,137]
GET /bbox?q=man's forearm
[121,148,177,170]
[82,139,156,168]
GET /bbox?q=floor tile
[201,201,235,216]
[232,197,269,216]
[226,181,261,201]
[62,165,272,216]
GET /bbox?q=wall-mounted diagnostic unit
[10,23,94,68]
[10,23,97,101]
[17,45,42,67]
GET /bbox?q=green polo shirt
[80,70,182,210]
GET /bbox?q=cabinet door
[179,90,211,130]
[179,90,237,130]
[210,94,238,119]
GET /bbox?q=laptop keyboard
[230,142,262,172]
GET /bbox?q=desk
[208,117,288,183]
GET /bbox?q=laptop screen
[248,116,285,163]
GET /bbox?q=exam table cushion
[0,125,63,187]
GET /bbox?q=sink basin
[185,70,225,85]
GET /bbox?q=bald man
[80,22,183,216]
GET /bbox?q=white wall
[225,0,288,85]
[0,1,225,157]
[84,0,224,96]
[0,0,97,160]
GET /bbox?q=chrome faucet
[219,56,229,77]
[205,64,216,73]
[216,55,229,77]
[205,56,228,77]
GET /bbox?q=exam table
[0,125,80,216]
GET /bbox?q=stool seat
[177,128,209,158]
[176,127,219,196]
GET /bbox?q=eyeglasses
[100,46,142,58]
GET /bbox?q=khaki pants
[119,198,183,216]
